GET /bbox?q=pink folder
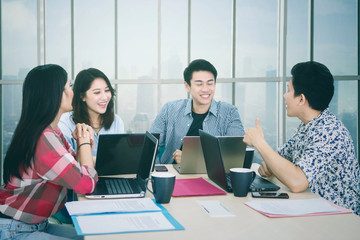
[244,199,353,218]
[172,177,227,197]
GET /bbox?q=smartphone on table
[251,192,289,199]
[155,165,168,172]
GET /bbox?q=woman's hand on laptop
[172,149,182,164]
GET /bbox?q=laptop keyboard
[105,178,135,194]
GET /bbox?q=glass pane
[117,84,158,133]
[160,84,187,108]
[161,0,187,79]
[74,0,115,78]
[2,0,37,77]
[329,81,358,155]
[235,82,278,163]
[236,0,277,77]
[214,83,232,104]
[118,0,157,79]
[314,0,357,75]
[2,85,22,159]
[286,0,308,75]
[191,0,232,78]
[46,0,71,75]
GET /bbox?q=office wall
[1,0,359,183]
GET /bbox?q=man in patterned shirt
[244,61,360,215]
[150,59,245,164]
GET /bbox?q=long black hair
[3,64,68,183]
[72,68,115,129]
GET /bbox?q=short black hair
[291,61,334,111]
[183,59,217,86]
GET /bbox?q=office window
[286,0,308,75]
[236,0,277,77]
[74,0,115,78]
[45,0,71,75]
[1,0,37,159]
[235,82,278,163]
[191,0,232,78]
[161,0,187,79]
[117,84,158,133]
[314,0,358,152]
[214,83,233,104]
[329,81,358,154]
[117,0,157,79]
[314,0,357,75]
[160,84,187,108]
[2,0,37,77]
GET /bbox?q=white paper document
[197,200,235,217]
[76,212,175,234]
[65,198,161,215]
[245,198,341,215]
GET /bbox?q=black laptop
[85,131,158,199]
[199,130,280,192]
[95,133,159,175]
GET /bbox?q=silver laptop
[218,136,247,173]
[173,136,207,174]
[173,136,246,174]
[85,132,158,199]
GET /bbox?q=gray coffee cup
[148,172,176,204]
[230,168,256,197]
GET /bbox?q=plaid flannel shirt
[0,126,98,223]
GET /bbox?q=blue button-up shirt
[58,112,125,156]
[279,109,360,215]
[150,98,245,164]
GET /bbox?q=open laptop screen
[137,132,159,186]
[95,133,160,176]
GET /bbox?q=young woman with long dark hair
[59,68,124,156]
[0,64,98,239]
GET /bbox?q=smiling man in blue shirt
[150,59,245,164]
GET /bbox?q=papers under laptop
[199,130,280,193]
[173,136,247,174]
[86,131,158,199]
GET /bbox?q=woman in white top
[59,68,124,156]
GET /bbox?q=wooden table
[79,164,360,240]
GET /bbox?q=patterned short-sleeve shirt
[279,109,360,215]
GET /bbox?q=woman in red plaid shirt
[0,64,98,239]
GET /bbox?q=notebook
[95,133,159,175]
[85,131,158,199]
[173,136,247,174]
[199,130,280,193]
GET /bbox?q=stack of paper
[245,198,353,218]
[65,198,184,235]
